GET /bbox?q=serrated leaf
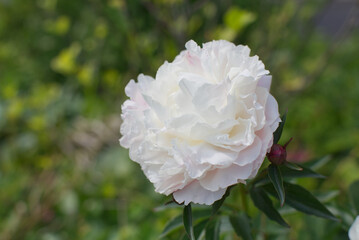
[349,180,359,214]
[160,215,183,238]
[249,187,289,227]
[264,182,338,221]
[183,204,195,240]
[268,164,285,206]
[280,164,325,179]
[273,112,287,144]
[212,187,231,215]
[229,213,253,240]
[205,218,221,240]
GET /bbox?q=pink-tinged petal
[120,40,281,205]
[173,180,226,205]
[185,40,201,53]
[199,164,252,191]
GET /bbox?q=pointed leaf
[349,180,359,214]
[284,162,303,171]
[229,213,253,240]
[160,215,183,238]
[182,218,209,240]
[254,164,324,188]
[249,187,290,227]
[183,204,195,240]
[212,187,231,215]
[280,164,325,179]
[161,208,212,238]
[273,112,287,144]
[304,155,331,171]
[155,201,181,212]
[264,182,338,221]
[192,208,212,222]
[315,190,340,203]
[205,218,221,240]
[268,164,285,206]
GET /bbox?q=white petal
[173,180,226,205]
[171,141,211,179]
[154,172,187,195]
[195,143,238,166]
[185,40,200,52]
[349,216,359,240]
[199,164,252,191]
[265,94,280,126]
[258,75,272,90]
[234,137,262,166]
[142,94,168,122]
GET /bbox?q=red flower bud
[267,144,287,165]
[267,138,293,165]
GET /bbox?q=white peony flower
[349,216,359,240]
[120,40,280,205]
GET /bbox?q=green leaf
[273,112,287,144]
[162,208,212,239]
[212,187,231,215]
[183,204,195,240]
[254,164,325,188]
[268,164,285,206]
[284,162,303,171]
[192,208,212,221]
[229,213,253,240]
[183,218,209,240]
[205,218,221,240]
[224,7,256,32]
[280,164,325,179]
[264,182,338,221]
[304,155,331,171]
[315,190,340,203]
[349,180,359,214]
[154,201,181,212]
[194,218,209,239]
[249,187,290,227]
[160,215,183,238]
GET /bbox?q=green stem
[224,202,241,212]
[240,184,249,215]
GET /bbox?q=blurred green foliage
[0,0,358,239]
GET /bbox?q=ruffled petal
[199,164,251,191]
[173,180,226,205]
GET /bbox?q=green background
[0,0,358,239]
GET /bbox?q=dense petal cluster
[120,40,280,205]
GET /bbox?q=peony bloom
[349,216,359,240]
[120,40,280,205]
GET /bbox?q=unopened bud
[267,144,287,165]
